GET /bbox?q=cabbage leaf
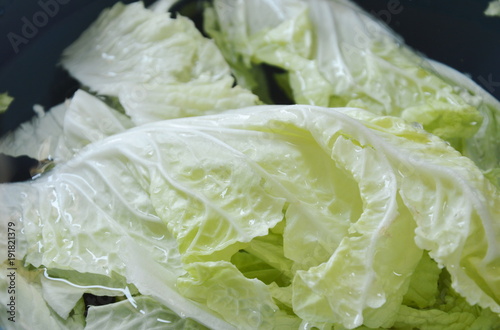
[61,2,259,126]
[204,0,483,142]
[2,0,500,329]
[1,105,499,329]
[0,92,14,114]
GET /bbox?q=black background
[0,0,499,135]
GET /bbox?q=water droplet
[156,318,172,324]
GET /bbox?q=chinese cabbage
[1,105,499,329]
[204,0,483,141]
[61,2,259,125]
